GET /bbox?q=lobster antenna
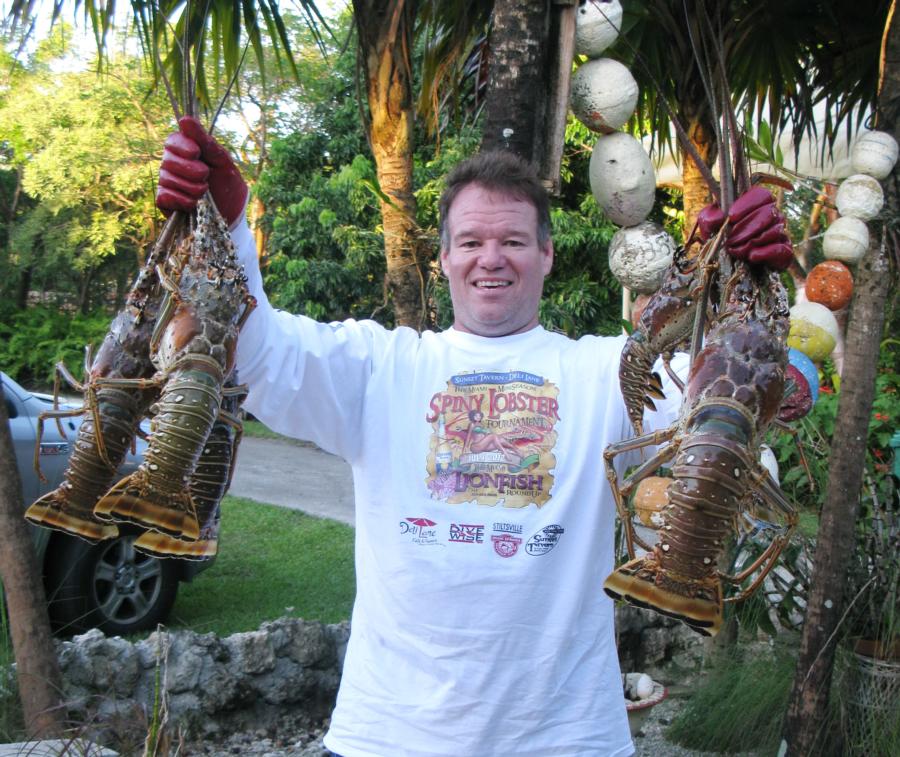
[182,0,194,118]
[191,0,215,122]
[716,71,734,210]
[151,9,182,120]
[691,0,737,209]
[707,6,745,201]
[210,42,251,135]
[681,0,723,159]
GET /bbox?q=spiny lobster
[605,250,797,636]
[132,374,247,559]
[94,196,255,540]
[25,216,182,543]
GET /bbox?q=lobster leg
[51,357,89,438]
[34,406,91,483]
[215,385,248,491]
[721,465,798,601]
[603,426,678,557]
[236,294,257,330]
[771,420,815,493]
[662,355,685,393]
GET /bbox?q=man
[158,117,683,756]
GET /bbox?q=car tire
[45,530,179,636]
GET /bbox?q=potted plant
[836,474,900,755]
[844,480,899,659]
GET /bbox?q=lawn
[168,495,356,635]
[242,419,311,445]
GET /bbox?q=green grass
[0,594,25,742]
[167,495,355,636]
[242,419,313,446]
[666,642,797,754]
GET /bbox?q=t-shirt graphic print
[425,370,559,508]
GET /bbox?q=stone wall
[615,605,704,680]
[55,610,699,743]
[57,618,349,744]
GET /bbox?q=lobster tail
[25,491,119,543]
[133,522,219,560]
[603,555,722,636]
[94,471,200,540]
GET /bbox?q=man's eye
[505,239,525,247]
[461,240,480,249]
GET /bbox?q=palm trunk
[781,216,892,757]
[681,116,717,240]
[249,195,269,260]
[0,381,65,738]
[782,6,899,751]
[353,0,426,330]
[480,0,550,164]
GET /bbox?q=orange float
[806,260,854,311]
[633,476,670,528]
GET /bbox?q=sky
[2,0,350,65]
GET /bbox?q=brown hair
[438,150,551,249]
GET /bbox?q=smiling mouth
[474,281,512,288]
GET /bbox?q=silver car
[3,371,211,636]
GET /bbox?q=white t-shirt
[230,220,681,757]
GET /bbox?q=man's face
[441,184,553,337]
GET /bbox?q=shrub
[0,307,110,387]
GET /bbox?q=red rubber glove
[696,203,725,242]
[725,187,794,271]
[156,116,248,228]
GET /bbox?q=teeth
[475,281,510,288]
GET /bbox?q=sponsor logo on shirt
[449,523,485,544]
[525,524,565,556]
[491,522,523,557]
[400,517,442,546]
[491,533,522,558]
[424,370,560,509]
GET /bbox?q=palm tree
[417,0,573,186]
[351,0,427,329]
[782,4,899,751]
[616,0,887,234]
[478,1,549,160]
[0,382,64,738]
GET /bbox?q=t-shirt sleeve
[229,219,387,461]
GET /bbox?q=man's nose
[478,240,505,268]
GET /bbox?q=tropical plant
[0,25,174,314]
[613,0,889,232]
[843,481,900,653]
[350,0,429,329]
[667,641,798,754]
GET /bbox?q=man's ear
[440,247,450,278]
[542,240,554,276]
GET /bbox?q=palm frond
[415,0,492,135]
[616,0,888,168]
[6,0,333,116]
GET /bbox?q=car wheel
[45,531,179,636]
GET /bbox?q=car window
[4,396,17,419]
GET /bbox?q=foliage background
[2,9,897,522]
